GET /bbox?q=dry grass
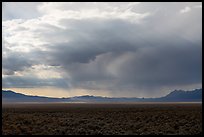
[2,103,202,135]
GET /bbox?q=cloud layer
[2,2,202,97]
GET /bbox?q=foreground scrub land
[2,103,202,135]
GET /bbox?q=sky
[2,2,202,98]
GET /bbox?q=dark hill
[2,89,202,103]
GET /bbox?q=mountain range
[2,89,202,103]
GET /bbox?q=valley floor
[2,103,202,135]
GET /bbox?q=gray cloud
[2,2,202,97]
[2,2,42,20]
[115,44,202,87]
[2,51,33,75]
[46,17,201,96]
[2,76,69,88]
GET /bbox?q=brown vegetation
[2,103,202,135]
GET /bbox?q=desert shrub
[2,104,202,135]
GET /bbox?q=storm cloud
[2,2,202,97]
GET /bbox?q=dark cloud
[42,18,202,96]
[115,44,202,88]
[2,2,202,97]
[2,76,69,88]
[2,51,33,75]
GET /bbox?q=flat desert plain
[2,102,202,135]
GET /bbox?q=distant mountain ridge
[2,90,65,102]
[2,89,202,103]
